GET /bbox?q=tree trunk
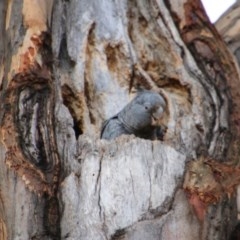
[216,2,240,239]
[0,0,239,239]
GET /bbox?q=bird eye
[145,106,149,110]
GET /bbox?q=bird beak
[151,107,164,124]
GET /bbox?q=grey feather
[101,91,166,140]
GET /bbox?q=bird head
[119,91,166,131]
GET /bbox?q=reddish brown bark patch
[184,157,240,221]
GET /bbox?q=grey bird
[101,90,166,140]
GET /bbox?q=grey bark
[216,2,240,238]
[0,0,238,240]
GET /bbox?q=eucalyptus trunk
[0,0,239,240]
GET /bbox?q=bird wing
[100,114,118,138]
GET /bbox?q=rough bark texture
[216,0,240,62]
[0,0,240,240]
[216,1,240,238]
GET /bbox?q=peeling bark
[0,0,239,239]
[215,2,240,238]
